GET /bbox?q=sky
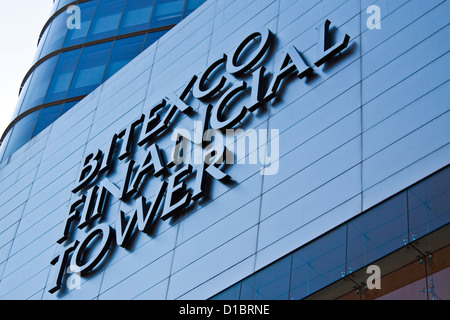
[0,1,54,140]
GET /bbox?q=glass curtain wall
[0,0,206,162]
[211,166,450,300]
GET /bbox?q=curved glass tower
[0,0,206,162]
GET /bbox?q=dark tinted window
[2,112,40,159]
[290,225,347,299]
[347,192,408,272]
[103,35,145,81]
[45,49,82,102]
[20,56,58,113]
[408,167,450,240]
[64,0,99,47]
[67,42,113,98]
[33,105,63,137]
[118,0,154,35]
[240,256,291,300]
[87,0,126,41]
[149,0,184,28]
[40,13,69,58]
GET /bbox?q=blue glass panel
[64,0,98,47]
[118,0,154,35]
[408,167,450,241]
[87,0,126,41]
[347,192,408,272]
[184,0,206,17]
[211,283,241,300]
[103,35,145,81]
[67,42,113,98]
[149,0,184,28]
[240,256,292,300]
[290,225,347,300]
[45,49,82,102]
[14,74,33,119]
[1,112,40,160]
[144,30,168,49]
[40,12,69,58]
[0,130,12,163]
[33,105,63,137]
[61,100,80,116]
[20,56,58,113]
[34,24,51,64]
[57,0,77,11]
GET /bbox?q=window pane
[64,0,98,47]
[347,192,408,272]
[15,74,33,118]
[2,112,40,160]
[0,130,12,162]
[240,256,291,300]
[33,105,63,138]
[61,100,80,116]
[57,0,76,11]
[45,49,82,102]
[408,167,450,241]
[290,226,347,300]
[184,0,206,17]
[118,0,154,35]
[40,13,69,58]
[20,56,58,113]
[144,30,168,49]
[34,24,51,64]
[68,42,113,98]
[87,0,126,41]
[103,35,145,81]
[149,0,184,28]
[211,283,241,300]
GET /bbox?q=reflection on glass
[45,49,82,102]
[149,0,184,28]
[2,112,40,160]
[211,283,241,300]
[408,167,450,241]
[61,100,80,116]
[20,56,58,113]
[40,13,69,59]
[87,0,126,41]
[33,105,63,138]
[0,130,12,162]
[241,256,291,300]
[34,25,50,64]
[57,0,76,11]
[64,0,99,47]
[67,42,113,98]
[118,0,154,35]
[347,192,408,272]
[290,226,347,300]
[14,75,33,119]
[184,0,206,17]
[144,30,168,49]
[103,35,145,81]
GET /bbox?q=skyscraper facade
[0,0,206,162]
[0,0,448,301]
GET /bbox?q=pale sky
[0,1,54,139]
